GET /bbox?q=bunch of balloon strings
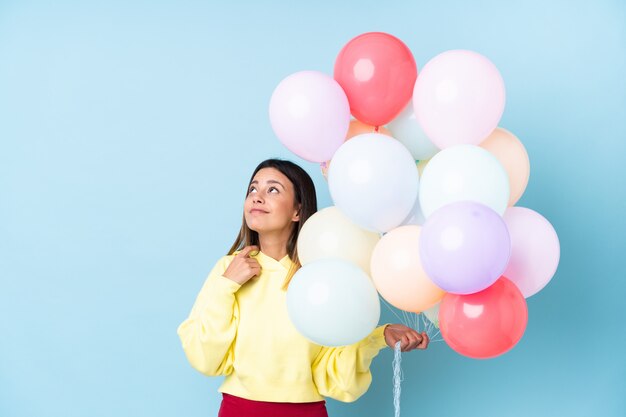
[380,296,443,417]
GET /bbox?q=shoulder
[219,253,237,267]
[206,254,237,275]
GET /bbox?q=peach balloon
[370,225,445,312]
[480,127,530,206]
[321,120,392,179]
[346,119,392,139]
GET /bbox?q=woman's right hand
[223,246,261,285]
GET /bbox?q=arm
[311,325,390,403]
[176,256,241,376]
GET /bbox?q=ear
[292,204,301,222]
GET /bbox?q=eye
[248,186,257,194]
[269,186,279,193]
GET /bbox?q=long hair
[227,159,318,289]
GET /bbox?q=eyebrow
[250,179,285,190]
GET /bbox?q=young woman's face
[244,168,300,235]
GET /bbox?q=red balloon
[334,32,417,127]
[439,277,528,359]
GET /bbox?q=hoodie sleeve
[311,325,389,402]
[176,256,241,376]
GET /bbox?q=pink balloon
[503,207,560,297]
[269,71,350,162]
[413,50,505,149]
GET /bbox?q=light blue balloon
[286,259,380,347]
[328,133,419,233]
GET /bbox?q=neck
[258,230,291,261]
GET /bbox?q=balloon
[328,133,419,233]
[334,32,417,126]
[269,71,350,162]
[298,206,380,275]
[420,201,511,294]
[387,102,439,160]
[320,120,391,179]
[503,207,560,297]
[346,119,392,138]
[419,145,510,218]
[413,50,506,148]
[286,259,380,346]
[480,127,530,206]
[439,277,528,359]
[422,302,440,328]
[370,225,445,312]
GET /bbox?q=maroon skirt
[218,393,328,417]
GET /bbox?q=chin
[245,220,266,234]
[245,220,284,235]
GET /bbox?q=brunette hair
[227,159,318,289]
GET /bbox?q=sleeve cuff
[366,324,390,350]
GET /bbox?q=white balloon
[386,102,440,160]
[286,259,380,346]
[297,206,380,275]
[328,133,419,233]
[419,145,510,218]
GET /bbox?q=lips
[249,208,269,214]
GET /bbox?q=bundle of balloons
[271,32,560,359]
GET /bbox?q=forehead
[251,167,293,188]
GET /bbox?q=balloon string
[393,341,403,417]
[379,296,406,324]
[381,297,443,342]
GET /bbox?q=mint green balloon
[286,259,380,347]
[419,145,510,218]
[423,302,440,328]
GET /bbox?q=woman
[177,158,429,417]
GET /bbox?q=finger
[246,258,261,270]
[406,332,422,351]
[246,259,262,277]
[389,335,402,349]
[400,335,411,352]
[417,332,429,349]
[237,245,259,258]
[393,337,404,350]
[402,333,416,351]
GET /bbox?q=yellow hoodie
[176,250,389,403]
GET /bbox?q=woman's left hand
[383,324,429,352]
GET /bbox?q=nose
[253,194,264,204]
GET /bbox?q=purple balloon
[419,201,511,294]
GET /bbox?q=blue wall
[0,1,624,416]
